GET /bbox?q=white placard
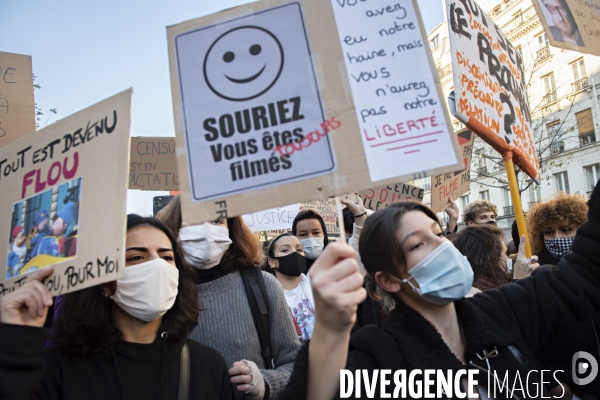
[330,0,458,182]
[173,3,336,202]
[242,203,301,232]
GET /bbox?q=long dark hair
[450,225,511,286]
[359,202,441,311]
[51,214,199,355]
[157,195,263,271]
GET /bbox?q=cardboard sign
[430,129,475,213]
[300,199,340,234]
[0,90,131,297]
[330,0,461,182]
[358,182,424,211]
[243,203,301,232]
[532,0,600,56]
[168,0,463,226]
[0,52,35,148]
[447,0,540,183]
[129,137,179,191]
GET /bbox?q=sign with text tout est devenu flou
[0,90,131,297]
[447,0,540,183]
[168,0,463,226]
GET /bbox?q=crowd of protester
[1,180,599,399]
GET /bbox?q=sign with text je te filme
[0,90,131,297]
[129,137,178,191]
[531,0,600,57]
[168,0,462,226]
[0,51,35,148]
[430,129,475,213]
[447,0,541,183]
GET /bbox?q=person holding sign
[158,196,300,400]
[266,233,315,342]
[0,215,234,399]
[281,180,600,400]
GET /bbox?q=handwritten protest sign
[330,0,461,182]
[358,182,424,211]
[129,137,178,191]
[243,203,301,232]
[300,199,340,234]
[0,52,35,148]
[447,0,540,183]
[0,90,131,297]
[430,129,475,212]
[168,0,463,226]
[532,0,600,57]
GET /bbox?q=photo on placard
[6,177,81,279]
[536,0,584,46]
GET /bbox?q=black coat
[282,181,600,399]
[0,323,234,399]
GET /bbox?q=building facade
[416,0,600,235]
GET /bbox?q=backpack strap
[240,267,274,369]
[178,343,190,400]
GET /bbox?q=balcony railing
[503,206,514,216]
[580,131,596,147]
[536,46,551,62]
[528,201,540,209]
[477,166,488,175]
[551,141,565,154]
[572,78,589,92]
[544,90,557,104]
[500,7,537,35]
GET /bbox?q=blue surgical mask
[392,241,474,305]
[300,237,324,259]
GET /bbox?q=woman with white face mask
[280,183,600,400]
[158,196,300,400]
[0,214,234,399]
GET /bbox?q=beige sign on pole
[430,129,475,213]
[129,137,179,191]
[0,51,35,148]
[0,90,131,297]
[167,0,464,226]
[532,0,600,57]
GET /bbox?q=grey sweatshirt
[189,269,300,400]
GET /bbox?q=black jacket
[282,181,600,399]
[0,323,234,399]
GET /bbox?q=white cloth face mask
[179,223,232,269]
[111,258,179,322]
[300,237,324,260]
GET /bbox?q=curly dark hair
[157,195,263,271]
[527,193,588,255]
[450,224,511,287]
[51,214,199,355]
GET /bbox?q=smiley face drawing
[203,26,285,102]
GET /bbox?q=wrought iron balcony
[544,90,557,104]
[580,131,596,147]
[551,140,565,154]
[572,78,589,92]
[536,46,551,62]
[477,166,488,175]
[503,206,514,216]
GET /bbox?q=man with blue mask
[291,209,329,273]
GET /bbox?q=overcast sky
[0,0,497,215]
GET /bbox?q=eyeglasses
[544,4,569,17]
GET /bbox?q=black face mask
[272,252,306,277]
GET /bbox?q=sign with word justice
[430,129,475,213]
[359,182,424,211]
[330,0,461,182]
[168,0,463,226]
[0,90,131,297]
[531,0,600,57]
[129,137,178,191]
[243,203,301,232]
[0,51,35,148]
[447,0,540,183]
